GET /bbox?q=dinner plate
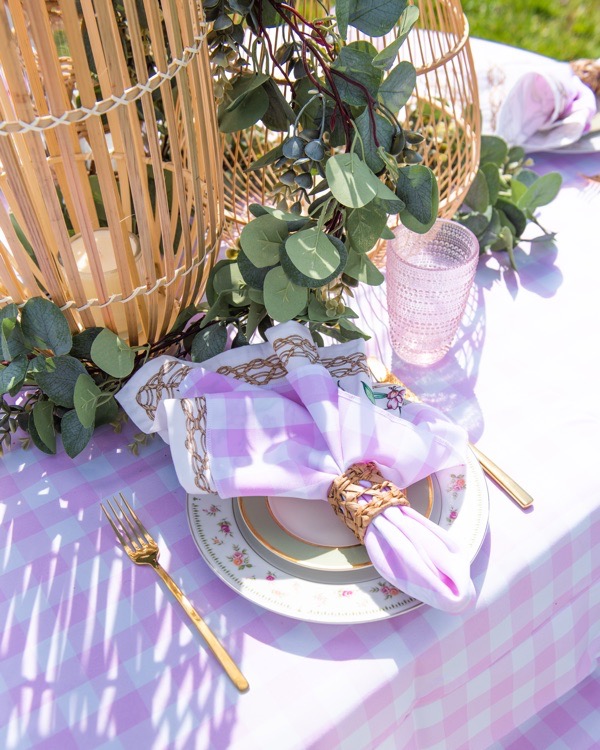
[186,448,489,624]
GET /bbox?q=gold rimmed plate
[236,476,436,574]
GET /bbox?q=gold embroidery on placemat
[180,397,216,494]
[136,361,191,421]
[328,461,409,544]
[321,352,370,379]
[216,355,286,386]
[272,334,319,366]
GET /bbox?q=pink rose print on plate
[265,571,276,581]
[218,519,233,536]
[227,544,252,570]
[370,581,401,599]
[446,507,459,525]
[202,504,221,516]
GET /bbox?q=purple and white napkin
[117,322,476,612]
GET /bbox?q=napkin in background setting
[117,322,476,612]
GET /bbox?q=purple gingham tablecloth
[2,51,600,750]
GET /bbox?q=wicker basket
[221,0,480,252]
[0,0,224,346]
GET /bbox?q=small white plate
[186,449,489,624]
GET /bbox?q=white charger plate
[186,448,489,624]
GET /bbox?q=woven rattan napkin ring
[327,461,410,544]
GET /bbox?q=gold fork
[101,494,249,692]
[367,357,534,509]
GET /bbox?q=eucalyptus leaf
[372,6,420,70]
[90,329,135,379]
[60,409,94,458]
[191,325,228,363]
[511,178,528,205]
[517,172,562,211]
[514,168,538,188]
[378,61,416,114]
[260,79,295,131]
[21,297,72,355]
[34,355,87,408]
[355,109,394,173]
[348,0,408,36]
[32,399,56,453]
[396,165,439,232]
[1,318,28,360]
[213,261,248,305]
[240,214,289,267]
[325,153,380,208]
[263,267,308,322]
[94,395,119,427]
[218,84,269,133]
[74,373,102,429]
[281,235,347,288]
[347,200,389,253]
[168,305,198,335]
[0,303,18,321]
[457,211,490,237]
[464,169,490,214]
[237,250,276,290]
[496,198,527,237]
[0,355,28,396]
[307,295,335,322]
[70,327,104,360]
[337,0,350,39]
[246,300,266,340]
[331,43,382,107]
[481,163,501,205]
[480,135,508,166]
[246,144,284,173]
[249,204,312,231]
[380,225,395,240]
[285,228,341,281]
[28,411,55,455]
[344,250,385,285]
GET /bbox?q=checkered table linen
[1,47,600,750]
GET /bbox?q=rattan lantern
[221,0,480,250]
[0,0,224,346]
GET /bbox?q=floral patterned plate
[186,448,489,624]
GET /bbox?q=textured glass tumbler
[386,219,479,366]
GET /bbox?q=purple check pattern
[2,43,600,749]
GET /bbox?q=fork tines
[101,493,154,552]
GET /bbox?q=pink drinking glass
[386,219,479,366]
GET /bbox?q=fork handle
[470,444,534,508]
[152,562,249,692]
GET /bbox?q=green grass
[462,0,600,61]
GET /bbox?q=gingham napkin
[117,322,475,612]
[496,67,596,152]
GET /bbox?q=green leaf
[263,267,308,322]
[380,225,395,239]
[511,178,528,205]
[464,169,490,214]
[212,262,248,305]
[344,249,385,285]
[325,153,380,208]
[1,318,29,361]
[240,214,289,268]
[0,355,28,396]
[60,409,94,458]
[347,200,389,253]
[224,73,270,111]
[249,204,311,231]
[191,325,228,363]
[457,212,490,237]
[478,208,502,250]
[74,373,102,428]
[362,381,377,404]
[28,411,55,455]
[396,165,439,232]
[307,295,334,323]
[206,259,234,307]
[218,80,269,133]
[378,61,416,114]
[34,355,86,408]
[94,395,119,427]
[338,318,370,340]
[260,79,296,132]
[481,163,501,205]
[372,6,420,70]
[517,172,562,211]
[355,109,395,173]
[496,198,527,237]
[0,303,18,322]
[331,43,383,106]
[168,305,198,335]
[246,144,284,173]
[237,250,276,290]
[32,399,56,453]
[246,300,266,340]
[70,327,104,360]
[280,235,347,288]
[21,297,72,355]
[480,135,508,166]
[348,0,408,36]
[284,228,341,281]
[337,0,350,39]
[90,329,135,379]
[514,168,538,188]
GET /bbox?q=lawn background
[462,0,600,60]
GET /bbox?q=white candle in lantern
[70,228,140,337]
